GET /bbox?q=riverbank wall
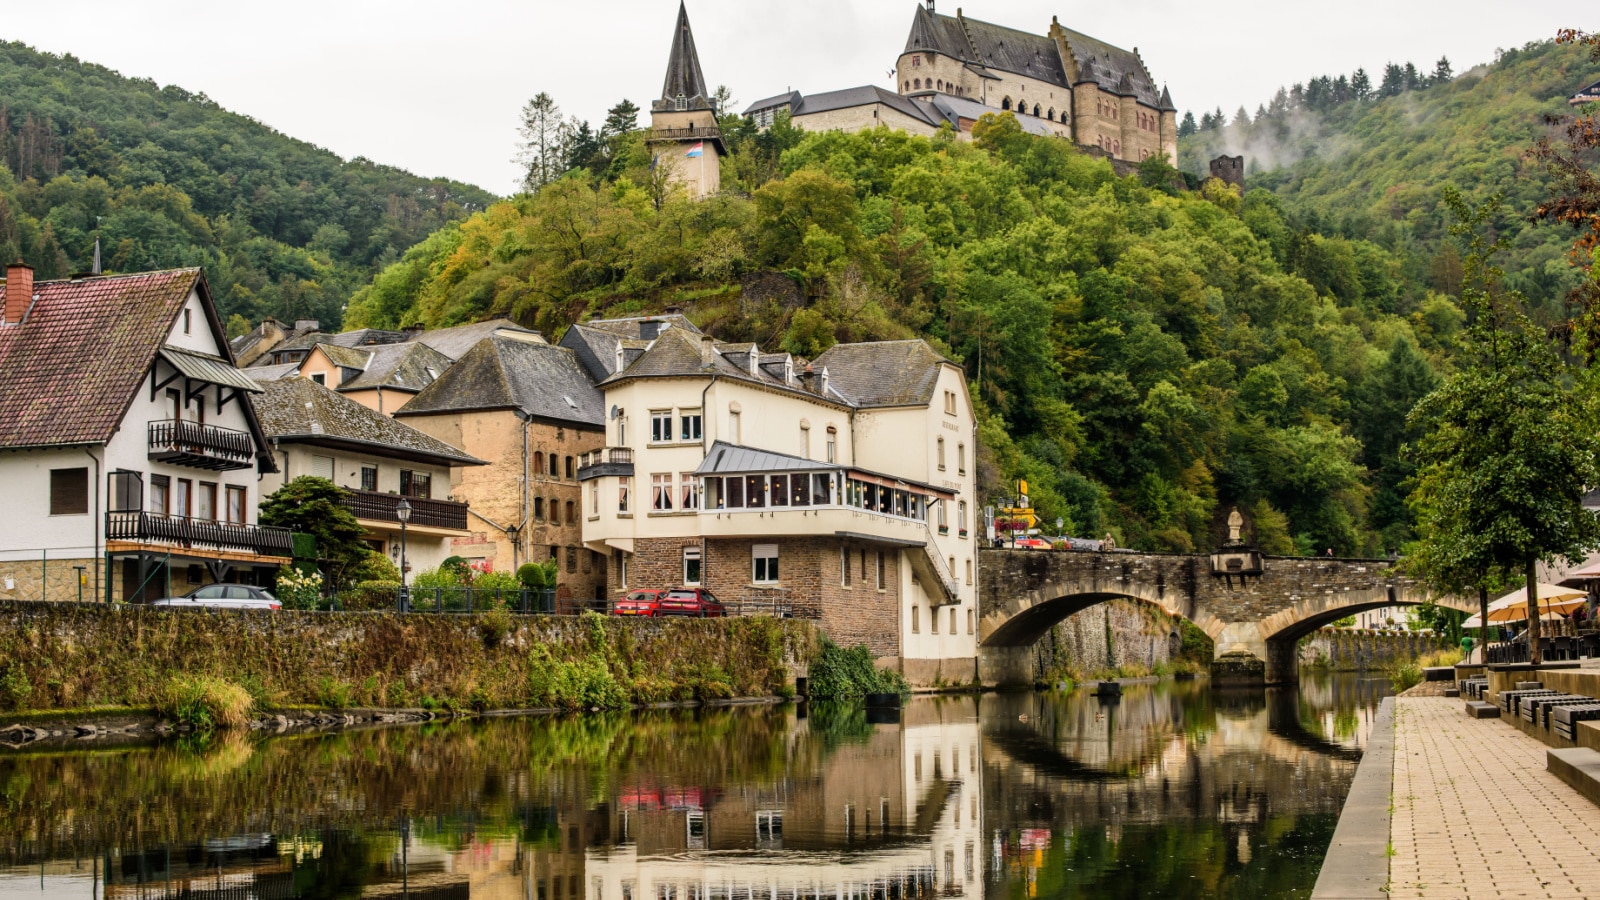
[1299,629,1449,671]
[1029,599,1202,681]
[0,603,819,719]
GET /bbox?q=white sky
[5,1,1584,194]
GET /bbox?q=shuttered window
[49,468,88,516]
[312,456,335,480]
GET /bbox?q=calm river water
[0,674,1389,899]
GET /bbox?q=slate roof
[338,341,454,393]
[394,333,604,427]
[0,268,243,449]
[925,93,1059,136]
[313,342,372,371]
[657,2,713,111]
[791,86,939,126]
[742,91,803,117]
[412,318,537,361]
[253,377,483,467]
[241,362,300,383]
[811,340,949,408]
[275,327,408,356]
[695,440,838,475]
[903,7,1162,107]
[558,316,699,382]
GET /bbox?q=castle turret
[648,2,723,199]
[1158,85,1178,164]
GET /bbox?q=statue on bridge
[1227,507,1244,544]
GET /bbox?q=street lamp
[396,498,411,612]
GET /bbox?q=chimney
[294,319,320,333]
[404,323,424,336]
[819,366,830,396]
[700,334,715,368]
[4,260,33,324]
[800,363,816,391]
[639,319,663,340]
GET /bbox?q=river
[0,673,1389,899]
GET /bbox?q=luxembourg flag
[685,141,704,158]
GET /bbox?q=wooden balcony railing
[578,448,635,482]
[339,489,469,531]
[107,511,293,557]
[148,419,256,471]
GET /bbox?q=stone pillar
[1118,94,1137,162]
[977,645,1036,689]
[1264,638,1301,686]
[1158,109,1177,164]
[1211,621,1268,687]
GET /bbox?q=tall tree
[1432,56,1453,84]
[514,92,570,192]
[1178,111,1197,137]
[1351,68,1372,100]
[1405,190,1600,664]
[601,99,640,140]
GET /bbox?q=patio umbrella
[1462,583,1588,626]
[1464,608,1575,629]
[1558,559,1600,588]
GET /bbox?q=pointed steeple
[657,2,712,112]
[1159,84,1176,111]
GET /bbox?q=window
[950,608,958,635]
[958,500,968,536]
[566,500,575,523]
[617,416,627,446]
[618,476,631,512]
[360,466,377,492]
[912,606,920,633]
[150,475,170,515]
[1001,97,1011,111]
[729,410,741,444]
[590,481,599,515]
[965,559,973,585]
[652,474,674,511]
[726,475,744,507]
[182,308,192,334]
[944,390,957,415]
[968,609,975,634]
[619,552,628,589]
[549,498,560,526]
[744,474,766,508]
[400,470,431,499]
[681,473,700,510]
[770,474,789,507]
[800,425,810,459]
[752,544,779,583]
[197,482,217,521]
[825,427,837,463]
[176,478,192,517]
[165,388,181,421]
[109,470,142,512]
[937,436,946,470]
[48,468,88,516]
[310,372,326,386]
[227,486,247,524]
[651,411,673,443]
[681,411,702,442]
[876,551,885,590]
[841,546,852,587]
[534,451,544,476]
[958,443,966,475]
[548,454,559,477]
[565,456,574,479]
[535,497,545,521]
[683,548,702,585]
[312,455,335,480]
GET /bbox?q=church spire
[657,2,712,111]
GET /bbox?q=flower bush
[275,568,324,611]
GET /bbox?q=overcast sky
[6,1,1583,194]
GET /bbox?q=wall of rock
[1298,629,1450,671]
[1029,599,1184,679]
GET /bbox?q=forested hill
[1179,38,1595,321]
[340,116,1489,558]
[0,40,497,330]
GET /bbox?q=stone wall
[0,603,819,715]
[1028,598,1182,679]
[1298,630,1450,671]
[0,558,99,603]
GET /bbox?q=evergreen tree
[1233,106,1251,127]
[1178,111,1197,137]
[601,99,640,140]
[1198,111,1215,131]
[1380,63,1405,97]
[1351,68,1372,100]
[1403,61,1421,91]
[514,92,569,192]
[563,119,604,173]
[1432,56,1453,84]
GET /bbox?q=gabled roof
[412,318,537,361]
[811,340,950,408]
[1571,79,1600,106]
[905,7,1068,87]
[252,377,484,467]
[312,342,372,370]
[559,315,701,382]
[657,2,713,111]
[1051,20,1161,106]
[599,327,853,408]
[275,327,409,355]
[395,333,604,427]
[742,91,803,117]
[791,86,939,126]
[242,362,300,383]
[0,268,271,453]
[338,340,454,393]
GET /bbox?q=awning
[161,346,264,393]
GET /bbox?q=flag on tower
[685,141,704,158]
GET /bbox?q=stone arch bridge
[976,548,1473,685]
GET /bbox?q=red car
[658,587,726,618]
[613,588,667,617]
[1014,537,1054,551]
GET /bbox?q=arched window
[914,78,921,90]
[1113,139,1120,154]
[1033,104,1041,117]
[904,81,910,91]
[1047,108,1055,121]
[936,79,943,91]
[1001,97,1012,111]
[533,451,544,475]
[548,498,559,526]
[534,497,544,521]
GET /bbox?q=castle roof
[656,2,713,112]
[792,85,939,126]
[924,93,1059,137]
[395,332,604,427]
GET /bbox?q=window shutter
[50,468,88,516]
[312,456,335,480]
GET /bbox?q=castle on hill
[645,2,1179,199]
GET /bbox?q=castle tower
[648,2,723,199]
[1158,85,1178,164]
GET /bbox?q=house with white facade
[251,376,485,573]
[566,318,979,685]
[0,263,287,602]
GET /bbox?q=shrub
[349,550,400,584]
[808,640,909,698]
[0,662,31,711]
[274,568,324,611]
[316,676,354,709]
[343,580,400,611]
[1389,661,1423,693]
[156,675,255,730]
[480,603,513,649]
[518,559,558,590]
[526,645,627,711]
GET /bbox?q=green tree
[1405,191,1600,663]
[258,477,370,591]
[515,92,569,192]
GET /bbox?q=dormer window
[784,357,794,382]
[675,94,688,111]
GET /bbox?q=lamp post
[396,498,411,612]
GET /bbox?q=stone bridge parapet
[976,548,1472,685]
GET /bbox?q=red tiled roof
[0,268,205,448]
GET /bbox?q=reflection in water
[0,674,1388,899]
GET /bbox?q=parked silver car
[151,584,281,610]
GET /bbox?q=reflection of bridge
[977,549,1473,683]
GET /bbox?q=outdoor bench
[1522,694,1593,729]
[1554,705,1600,742]
[1501,689,1561,716]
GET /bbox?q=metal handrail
[147,419,255,465]
[106,511,293,556]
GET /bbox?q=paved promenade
[1389,697,1600,898]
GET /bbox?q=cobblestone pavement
[1390,697,1600,898]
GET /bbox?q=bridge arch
[1256,584,1476,645]
[978,579,1226,649]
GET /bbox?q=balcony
[340,489,469,531]
[578,447,635,482]
[649,125,722,142]
[106,511,293,558]
[148,420,256,471]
